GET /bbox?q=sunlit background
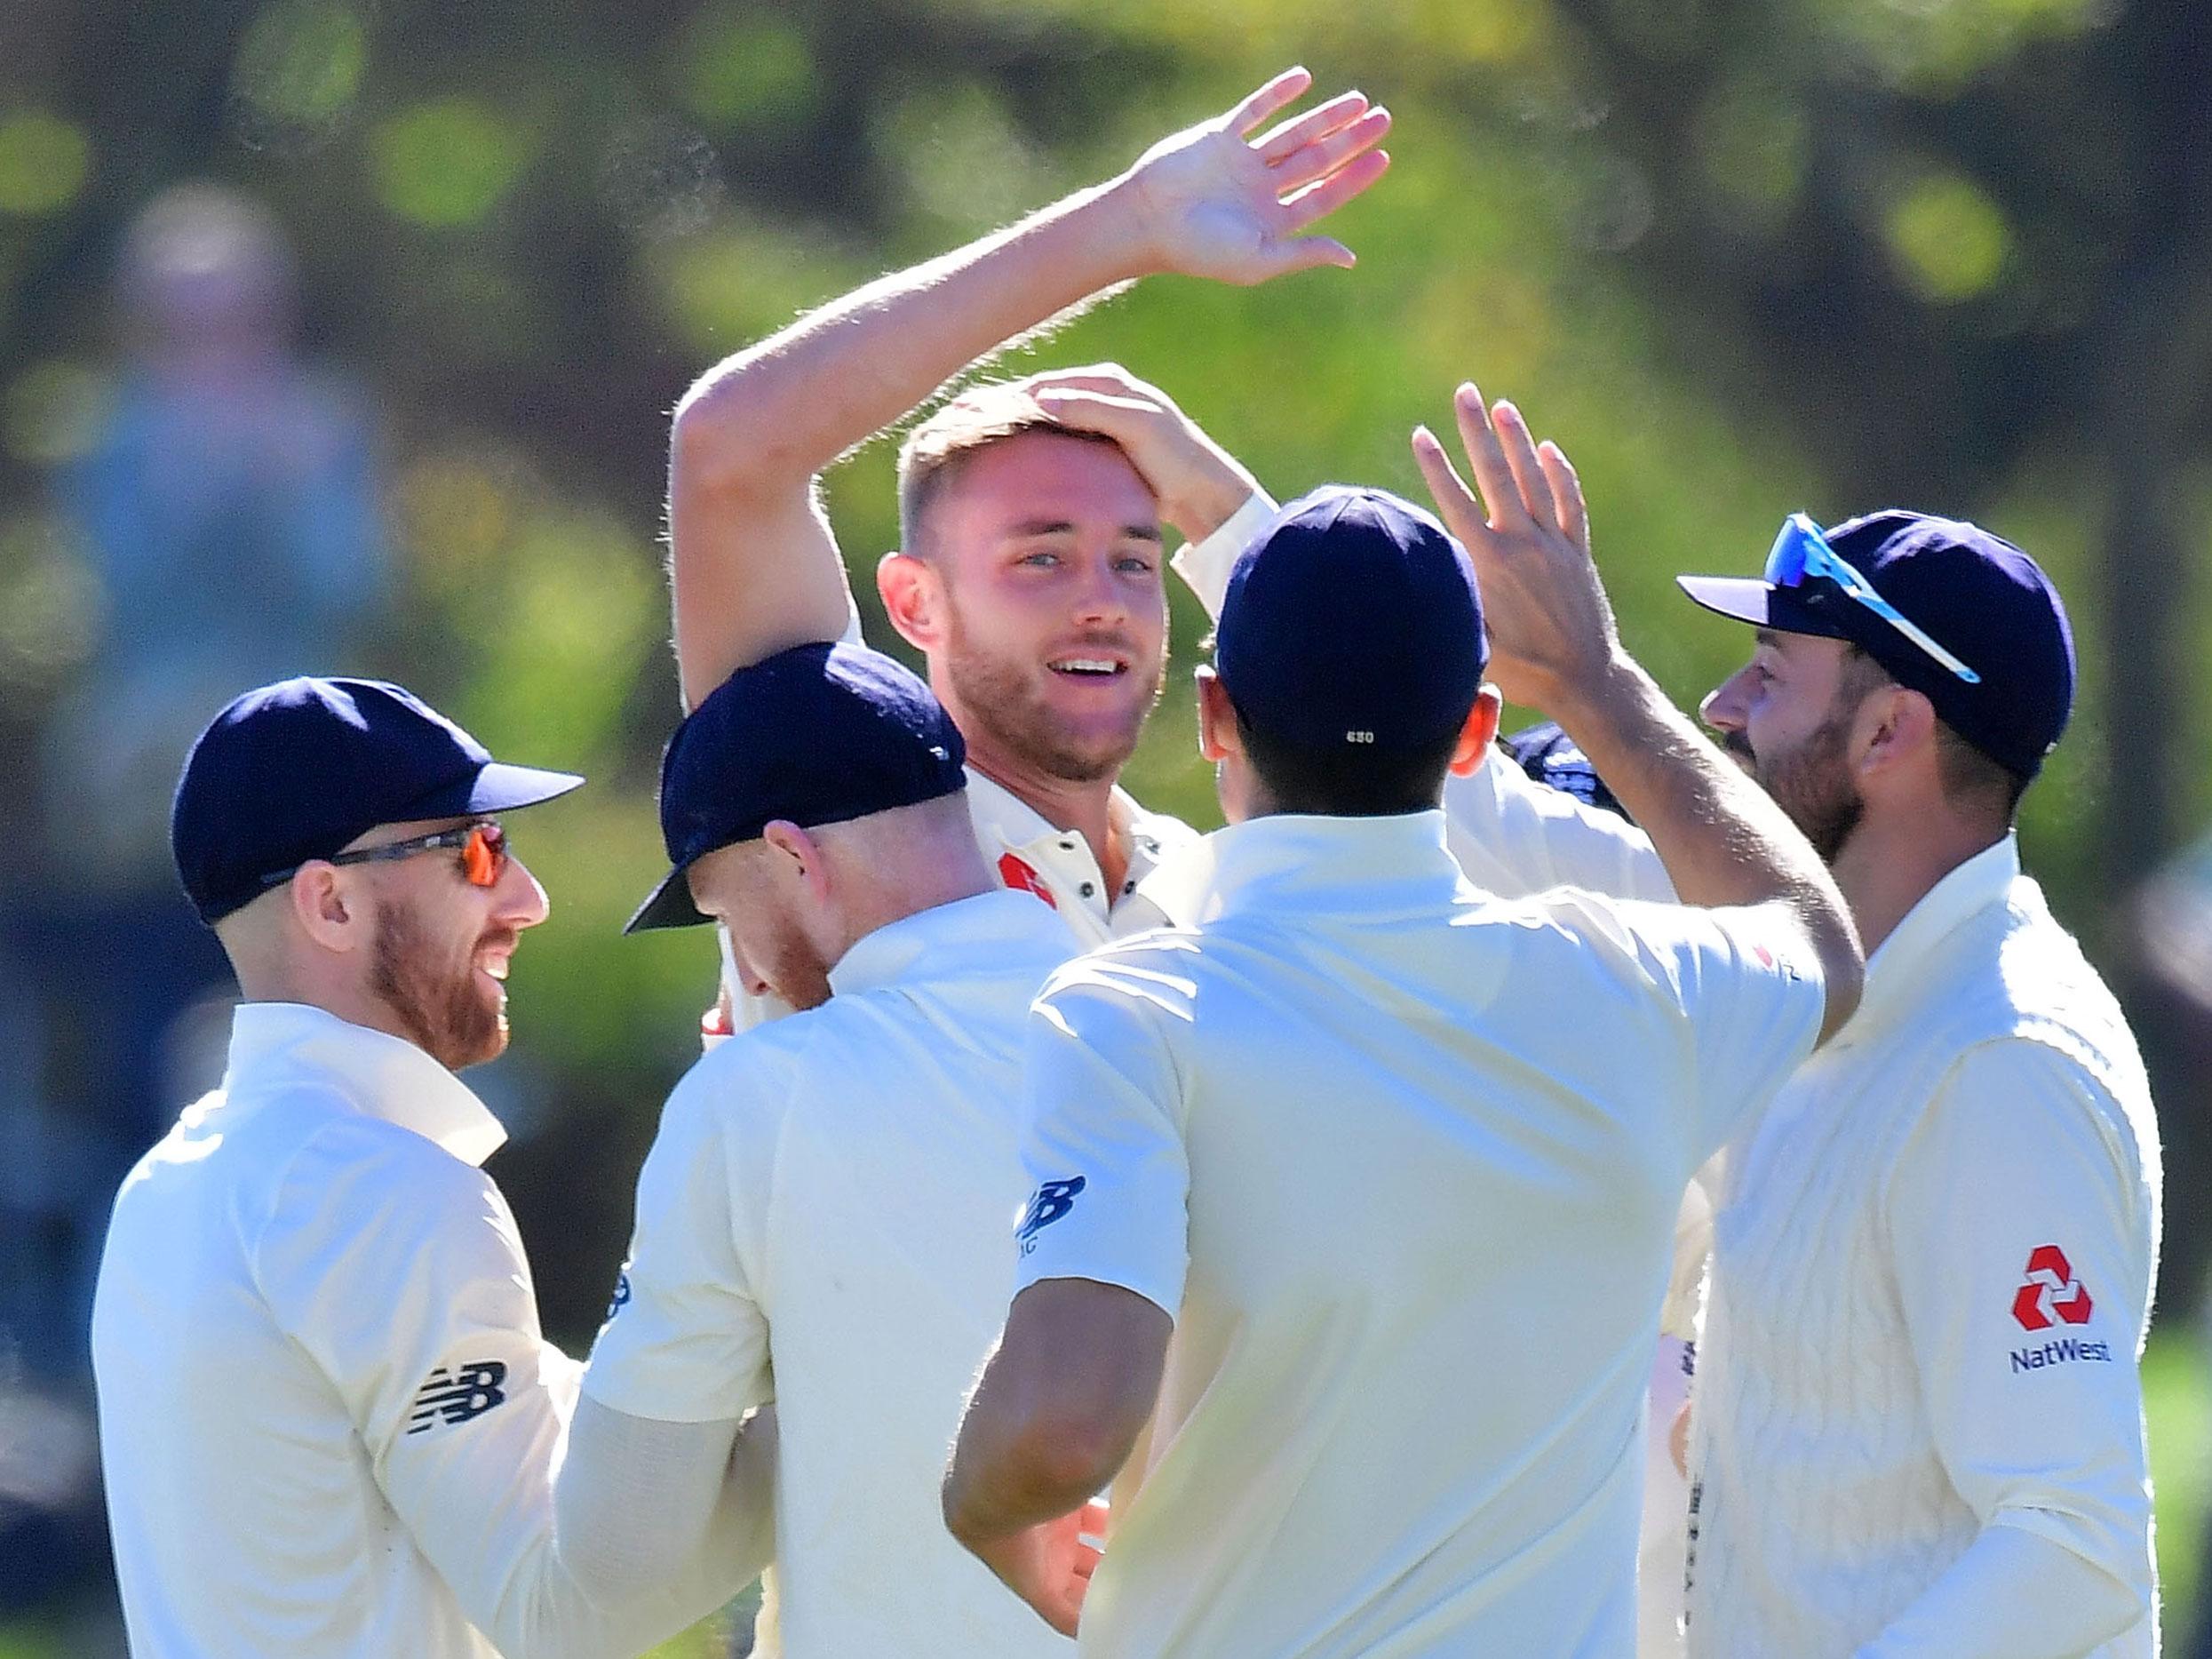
[3,1,2209,1652]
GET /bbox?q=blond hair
[895,381,1121,555]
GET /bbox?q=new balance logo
[408,1360,509,1433]
[605,1271,632,1325]
[2012,1244,2093,1332]
[1016,1177,1086,1256]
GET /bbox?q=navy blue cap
[1215,486,1488,752]
[1677,510,2075,778]
[626,641,967,933]
[172,676,584,925]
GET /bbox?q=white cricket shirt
[585,889,1080,1657]
[91,1002,723,1659]
[1014,812,1826,1657]
[1684,836,2160,1657]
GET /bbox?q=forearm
[514,1398,772,1657]
[674,178,1152,494]
[1856,1520,2143,1657]
[1546,653,1861,1032]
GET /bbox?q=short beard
[370,893,506,1071]
[1755,705,1865,864]
[939,614,1162,786]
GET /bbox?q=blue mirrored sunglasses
[1764,514,1981,685]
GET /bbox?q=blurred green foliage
[1,0,2208,1639]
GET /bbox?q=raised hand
[1019,364,1262,543]
[1411,384,1619,713]
[1118,68,1391,285]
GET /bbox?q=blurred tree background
[2,0,2208,1650]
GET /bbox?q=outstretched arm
[1412,387,1864,1044]
[667,68,1390,707]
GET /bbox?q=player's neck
[1828,805,2008,956]
[965,742,1128,896]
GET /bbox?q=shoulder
[263,1109,503,1239]
[1041,928,1206,1010]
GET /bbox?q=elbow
[671,362,804,498]
[943,1408,1126,1548]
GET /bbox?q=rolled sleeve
[1168,489,1277,620]
[1879,1040,2157,1644]
[1014,958,1193,1320]
[583,1065,772,1425]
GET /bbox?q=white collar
[826,889,1063,999]
[1850,833,2023,1036]
[962,767,1177,867]
[1139,810,1462,927]
[220,1001,507,1167]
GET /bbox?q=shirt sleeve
[1013,954,1193,1319]
[1444,746,1675,904]
[1168,489,1277,619]
[1870,1039,2158,1655]
[581,1059,774,1424]
[252,1115,719,1659]
[1592,896,1829,1165]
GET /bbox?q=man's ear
[760,820,831,905]
[878,552,945,652]
[1858,684,1937,785]
[1446,685,1505,778]
[290,864,361,953]
[1195,665,1241,763]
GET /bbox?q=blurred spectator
[3,183,386,1381]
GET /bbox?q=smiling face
[1700,629,1891,863]
[890,428,1168,785]
[346,816,548,1069]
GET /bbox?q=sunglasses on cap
[1766,514,1982,685]
[260,820,510,890]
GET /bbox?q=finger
[1024,370,1155,401]
[1029,387,1160,435]
[1276,148,1390,236]
[1268,107,1392,195]
[1253,91,1369,164]
[1227,67,1314,136]
[1539,440,1589,550]
[1449,384,1532,532]
[1491,401,1557,535]
[1411,425,1485,543]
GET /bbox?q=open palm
[1124,68,1391,286]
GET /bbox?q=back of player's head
[626,642,967,932]
[1213,486,1488,817]
[896,380,1125,556]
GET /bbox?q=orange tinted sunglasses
[262,820,509,889]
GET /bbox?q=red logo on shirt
[2012,1244,2093,1331]
[1754,945,1776,970]
[998,852,1058,910]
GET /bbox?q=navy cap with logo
[625,641,967,933]
[1215,485,1488,752]
[1677,510,2076,779]
[172,676,584,926]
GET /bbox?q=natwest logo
[2012,1244,2093,1332]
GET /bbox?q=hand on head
[1412,384,1619,714]
[1014,364,1261,544]
[1119,68,1390,285]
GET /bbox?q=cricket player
[943,483,1866,1655]
[92,677,769,1658]
[576,641,1099,1655]
[664,67,1388,982]
[1412,385,2161,1655]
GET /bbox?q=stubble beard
[940,618,1163,787]
[370,894,508,1072]
[1747,709,1865,865]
